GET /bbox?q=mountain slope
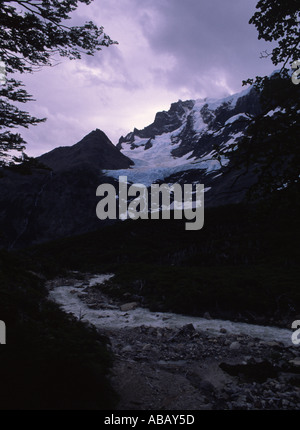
[105,86,261,206]
[39,128,134,172]
[0,130,133,248]
[0,84,272,247]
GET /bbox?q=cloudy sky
[18,0,276,157]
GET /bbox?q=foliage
[229,72,299,197]
[0,0,116,164]
[248,0,300,69]
[0,250,117,409]
[219,1,300,196]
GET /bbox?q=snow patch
[225,113,249,126]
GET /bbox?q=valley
[48,272,300,410]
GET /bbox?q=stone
[229,342,241,351]
[220,360,278,383]
[203,312,212,320]
[87,303,99,309]
[260,341,281,348]
[121,345,133,353]
[142,344,152,351]
[120,302,138,312]
[179,324,196,335]
[289,359,300,367]
[220,328,227,334]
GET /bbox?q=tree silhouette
[219,0,300,197]
[0,0,117,164]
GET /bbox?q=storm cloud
[17,0,276,156]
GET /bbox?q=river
[48,273,294,347]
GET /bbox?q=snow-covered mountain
[103,86,261,206]
[0,84,263,248]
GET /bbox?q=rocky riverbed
[47,273,300,410]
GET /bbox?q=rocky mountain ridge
[106,86,262,206]
[38,128,133,172]
[0,84,266,247]
[0,129,132,248]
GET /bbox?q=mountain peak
[38,129,133,172]
[86,128,112,141]
[117,100,196,149]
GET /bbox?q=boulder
[229,342,241,351]
[179,324,196,335]
[121,345,133,353]
[289,359,300,368]
[220,360,279,383]
[120,302,138,312]
[203,312,212,320]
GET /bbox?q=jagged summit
[39,128,134,172]
[0,82,273,248]
[98,83,277,213]
[118,100,195,147]
[117,87,258,152]
[110,86,261,195]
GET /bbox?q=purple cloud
[15,0,276,156]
